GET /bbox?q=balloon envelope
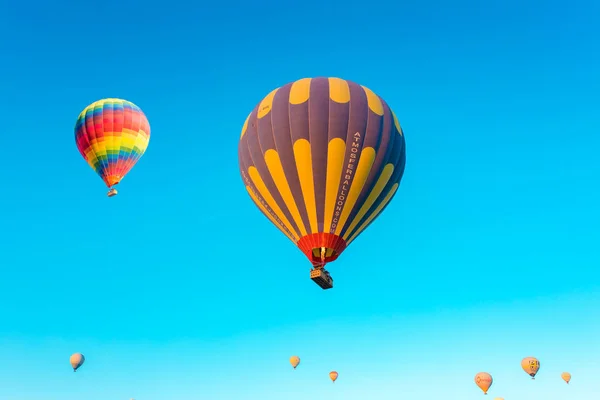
[561,372,571,383]
[475,372,493,394]
[69,353,85,371]
[238,77,405,268]
[329,371,338,382]
[75,98,150,193]
[290,356,300,369]
[521,357,540,378]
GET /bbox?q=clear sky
[0,0,599,399]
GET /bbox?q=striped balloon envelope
[75,98,150,197]
[238,77,406,271]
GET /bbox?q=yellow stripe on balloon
[248,166,299,238]
[134,132,149,152]
[113,131,124,155]
[264,149,307,237]
[104,135,120,153]
[347,183,399,245]
[391,111,403,135]
[91,140,106,170]
[258,89,279,119]
[343,163,395,240]
[289,78,311,105]
[323,138,346,232]
[246,186,297,242]
[334,147,376,235]
[361,86,384,116]
[121,133,134,150]
[293,139,318,233]
[240,112,251,139]
[328,78,350,103]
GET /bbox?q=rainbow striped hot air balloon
[238,77,405,288]
[75,98,150,197]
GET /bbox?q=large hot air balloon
[329,371,338,383]
[290,356,300,369]
[521,357,540,379]
[493,398,504,400]
[75,98,151,197]
[238,77,406,289]
[475,372,492,395]
[70,353,85,372]
[561,372,571,384]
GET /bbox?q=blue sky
[0,0,599,399]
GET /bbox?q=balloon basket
[310,268,333,290]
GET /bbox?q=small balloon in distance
[69,353,85,372]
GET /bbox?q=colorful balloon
[75,98,151,197]
[290,356,300,369]
[521,357,540,379]
[561,372,571,384]
[329,371,338,383]
[493,398,504,400]
[475,372,492,394]
[238,77,405,271]
[69,353,85,372]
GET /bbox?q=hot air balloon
[493,398,504,400]
[290,356,300,369]
[475,372,492,395]
[238,77,406,289]
[75,98,151,197]
[70,353,85,372]
[329,371,338,383]
[521,357,540,379]
[561,372,571,384]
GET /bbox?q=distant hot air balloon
[70,353,85,372]
[329,371,338,383]
[521,357,540,379]
[290,356,300,369]
[238,77,406,289]
[493,398,504,400]
[75,98,151,197]
[475,372,493,395]
[561,372,571,384]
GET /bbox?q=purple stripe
[270,83,312,234]
[308,78,330,232]
[339,98,392,238]
[329,81,369,234]
[327,93,350,141]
